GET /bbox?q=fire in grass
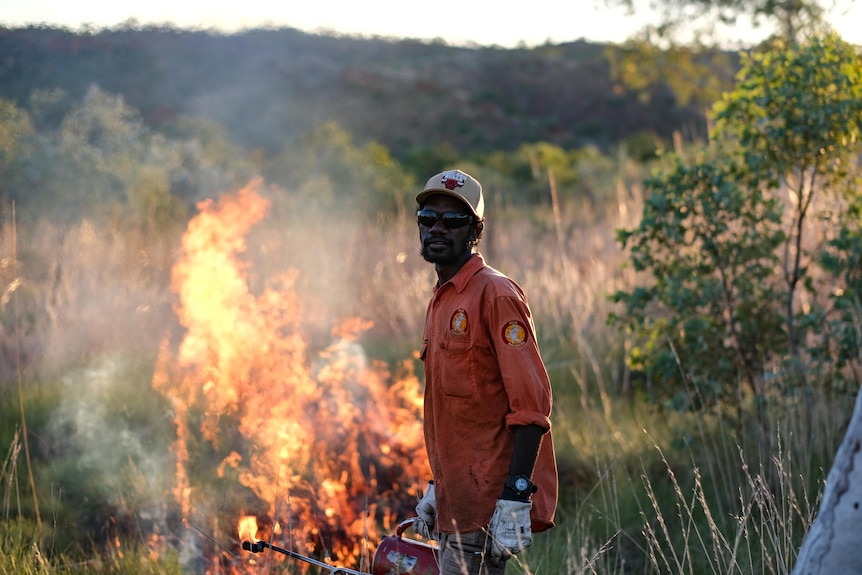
[151,180,431,572]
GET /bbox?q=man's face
[418,195,475,266]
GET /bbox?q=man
[413,169,558,575]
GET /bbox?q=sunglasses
[417,209,474,229]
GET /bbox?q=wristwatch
[505,475,538,498]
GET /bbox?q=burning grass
[148,182,431,571]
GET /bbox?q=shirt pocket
[437,338,477,398]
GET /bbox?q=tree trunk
[791,389,862,574]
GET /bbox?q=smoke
[47,355,175,542]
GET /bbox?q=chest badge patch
[502,321,528,347]
[450,309,468,335]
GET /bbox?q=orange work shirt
[420,253,558,534]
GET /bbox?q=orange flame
[153,180,430,571]
[238,516,258,542]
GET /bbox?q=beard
[420,238,472,265]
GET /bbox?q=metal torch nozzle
[241,540,267,553]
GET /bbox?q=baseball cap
[416,169,484,219]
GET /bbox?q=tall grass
[0,166,854,573]
[505,382,842,575]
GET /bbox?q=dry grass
[0,171,855,574]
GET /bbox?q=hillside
[0,24,710,159]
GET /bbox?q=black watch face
[515,477,530,492]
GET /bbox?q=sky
[0,0,860,47]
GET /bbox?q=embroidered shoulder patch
[502,321,528,347]
[450,309,468,335]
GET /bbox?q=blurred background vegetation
[1,1,862,572]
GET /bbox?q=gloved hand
[414,482,436,539]
[488,498,532,563]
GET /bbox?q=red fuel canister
[371,519,439,575]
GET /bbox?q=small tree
[612,32,862,421]
[711,33,862,360]
[612,145,786,414]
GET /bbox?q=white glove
[488,499,533,562]
[414,482,436,538]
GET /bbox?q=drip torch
[242,517,440,575]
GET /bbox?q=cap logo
[440,170,467,190]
